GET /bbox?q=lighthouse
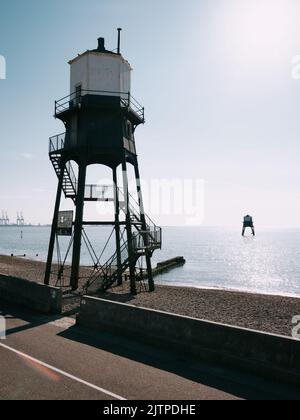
[44,30,162,295]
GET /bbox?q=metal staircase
[50,155,78,201]
[83,227,160,293]
[83,193,162,293]
[83,241,131,293]
[49,134,77,202]
[49,134,116,203]
[119,189,162,254]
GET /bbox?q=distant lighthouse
[45,30,162,295]
[242,215,255,236]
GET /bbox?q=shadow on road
[58,323,300,401]
[0,299,63,336]
[1,298,300,401]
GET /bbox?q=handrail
[65,161,77,193]
[84,239,129,292]
[83,189,162,292]
[49,133,65,153]
[55,90,145,122]
[118,189,162,249]
[119,188,160,230]
[55,89,145,122]
[84,184,114,201]
[84,226,160,293]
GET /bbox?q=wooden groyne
[153,257,186,277]
[124,257,186,283]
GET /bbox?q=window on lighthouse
[75,84,82,105]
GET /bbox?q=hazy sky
[1,0,300,227]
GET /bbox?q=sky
[1,0,300,228]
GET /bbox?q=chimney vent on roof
[97,38,106,52]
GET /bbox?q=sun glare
[221,0,297,69]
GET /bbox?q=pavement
[0,300,299,400]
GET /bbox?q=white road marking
[0,342,126,401]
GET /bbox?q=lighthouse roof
[68,50,131,70]
[68,37,132,69]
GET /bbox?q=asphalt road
[0,300,299,400]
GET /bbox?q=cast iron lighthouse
[44,31,162,295]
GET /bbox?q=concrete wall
[77,297,300,387]
[0,274,62,314]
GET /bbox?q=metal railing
[49,133,65,153]
[119,189,162,250]
[84,184,115,201]
[55,90,145,122]
[49,131,138,156]
[64,161,78,195]
[84,239,129,293]
[84,227,160,293]
[133,230,162,251]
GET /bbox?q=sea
[1,226,300,297]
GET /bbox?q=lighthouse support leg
[70,164,86,291]
[44,160,65,285]
[122,159,137,295]
[113,167,122,286]
[133,159,154,292]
